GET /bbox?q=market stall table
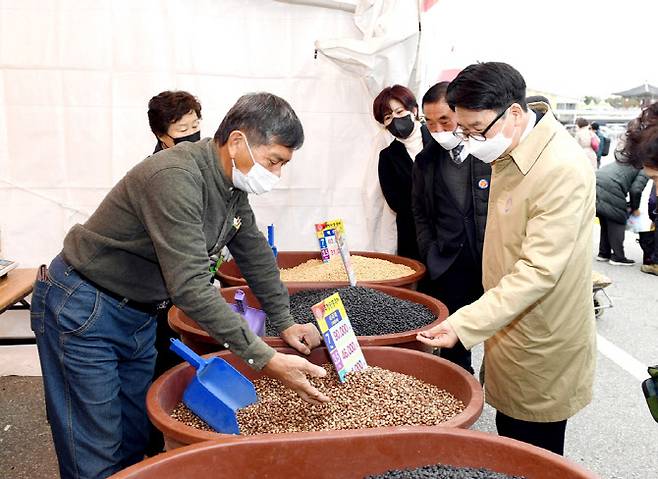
[0,268,37,344]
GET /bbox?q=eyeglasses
[453,104,513,142]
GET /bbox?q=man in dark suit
[412,82,491,373]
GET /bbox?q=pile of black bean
[265,286,436,337]
[366,464,526,479]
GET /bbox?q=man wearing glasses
[411,81,491,374]
[417,62,596,456]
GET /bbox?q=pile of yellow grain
[279,255,415,282]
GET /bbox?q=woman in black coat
[595,155,648,265]
[148,90,202,153]
[145,90,202,455]
[373,85,432,260]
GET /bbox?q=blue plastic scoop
[169,338,258,434]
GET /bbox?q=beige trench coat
[448,104,596,422]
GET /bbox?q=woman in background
[595,119,650,267]
[574,117,598,169]
[373,85,432,260]
[148,90,202,153]
[145,90,202,454]
[619,102,658,275]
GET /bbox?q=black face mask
[173,130,201,144]
[386,114,415,139]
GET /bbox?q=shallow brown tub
[111,428,598,479]
[168,285,448,355]
[146,346,483,450]
[217,250,426,290]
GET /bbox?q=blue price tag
[325,310,342,329]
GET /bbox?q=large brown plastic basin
[146,346,483,450]
[168,285,448,355]
[111,428,598,479]
[217,250,426,290]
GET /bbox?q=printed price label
[315,219,344,263]
[312,292,367,382]
[314,219,356,286]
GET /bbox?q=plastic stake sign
[312,292,367,382]
[315,218,356,286]
[334,227,357,287]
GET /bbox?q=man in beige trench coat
[417,62,596,456]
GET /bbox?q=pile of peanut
[171,365,464,435]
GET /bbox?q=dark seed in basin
[365,464,526,479]
[266,286,436,336]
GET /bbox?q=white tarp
[315,0,422,253]
[0,0,454,267]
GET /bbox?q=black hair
[422,82,450,107]
[446,62,528,113]
[620,102,658,169]
[214,92,304,149]
[148,91,202,137]
[372,85,418,124]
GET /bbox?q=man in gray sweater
[31,93,327,479]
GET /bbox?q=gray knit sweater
[63,138,294,369]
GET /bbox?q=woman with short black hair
[373,85,431,260]
[144,90,204,456]
[148,90,202,152]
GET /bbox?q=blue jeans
[31,255,157,479]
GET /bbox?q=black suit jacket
[411,140,491,280]
[377,125,432,260]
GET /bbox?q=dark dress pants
[496,411,568,456]
[598,216,627,261]
[428,247,483,375]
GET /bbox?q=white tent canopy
[0,0,462,267]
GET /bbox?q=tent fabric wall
[0,0,446,267]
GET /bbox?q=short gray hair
[214,92,304,149]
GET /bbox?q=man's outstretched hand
[263,352,329,405]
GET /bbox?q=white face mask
[431,130,462,150]
[466,116,514,164]
[231,132,280,195]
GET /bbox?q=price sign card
[312,292,367,382]
[314,219,344,263]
